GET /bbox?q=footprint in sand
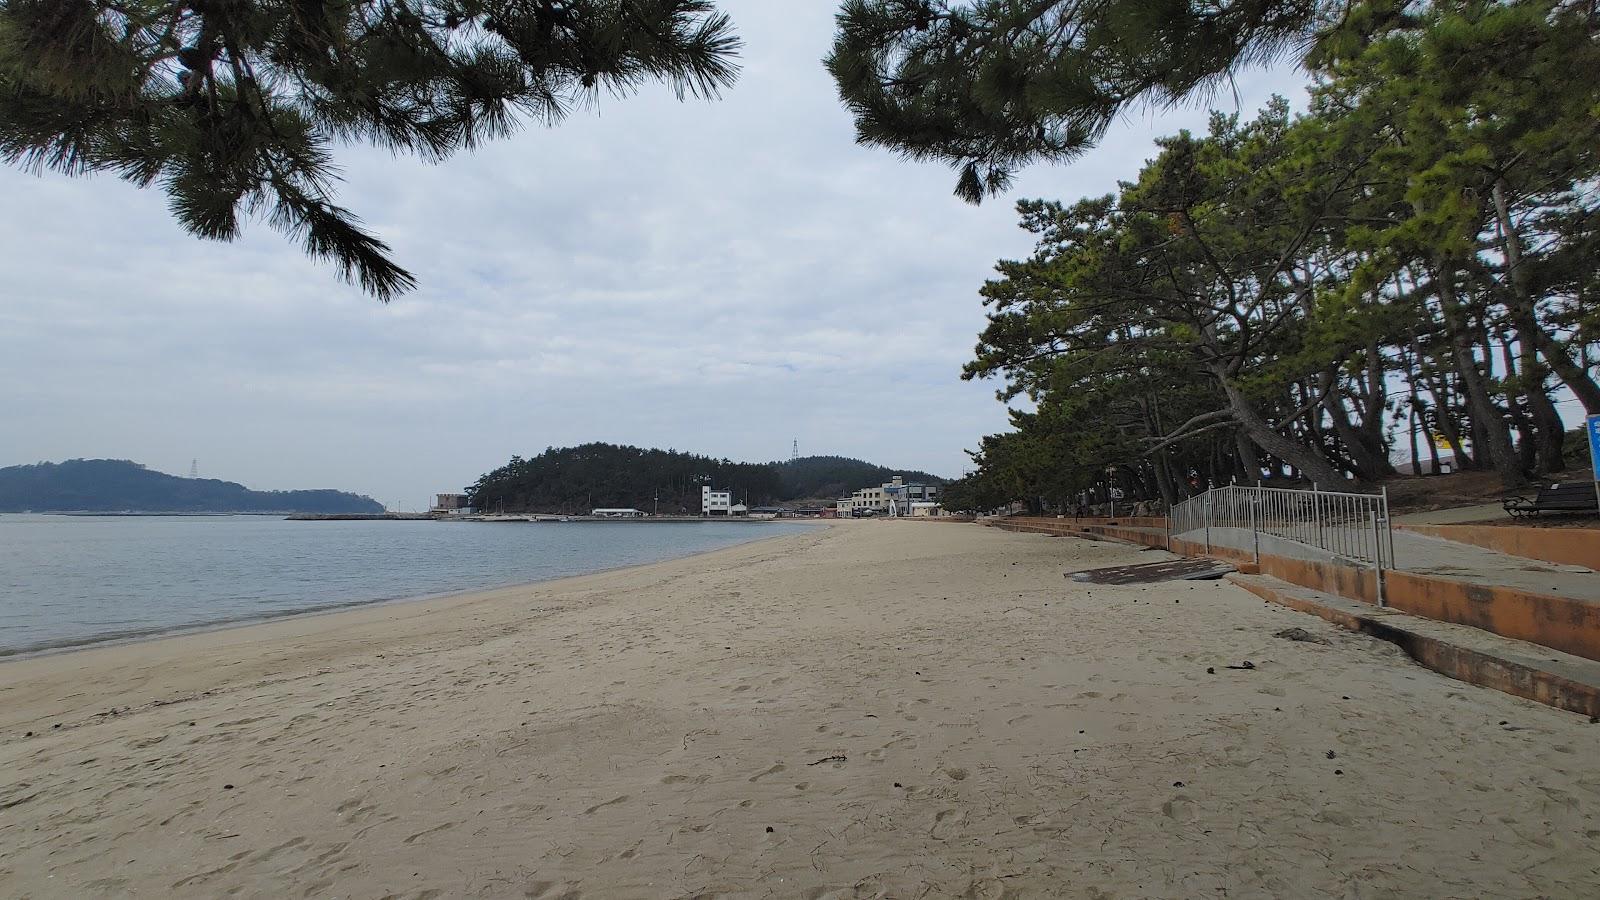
[264,836,309,855]
[403,822,456,844]
[525,881,583,899]
[334,798,383,823]
[930,808,968,838]
[748,764,786,782]
[581,795,630,815]
[1162,795,1197,822]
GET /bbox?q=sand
[1,521,1597,898]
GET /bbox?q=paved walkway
[1393,502,1508,525]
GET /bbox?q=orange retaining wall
[1382,572,1600,662]
[1169,537,1381,604]
[989,516,1168,531]
[1057,516,1170,529]
[1396,524,1599,571]
[1229,576,1600,718]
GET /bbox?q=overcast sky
[0,2,1311,510]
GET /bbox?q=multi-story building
[701,485,733,516]
[431,493,474,516]
[840,476,941,517]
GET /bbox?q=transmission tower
[791,440,799,463]
[189,458,199,478]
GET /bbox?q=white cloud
[0,1,1309,508]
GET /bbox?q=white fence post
[1371,510,1387,607]
[1250,487,1260,565]
[1311,482,1323,552]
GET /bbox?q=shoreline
[0,521,827,668]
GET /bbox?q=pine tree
[0,1,740,298]
[826,0,1336,202]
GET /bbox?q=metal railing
[1168,483,1394,604]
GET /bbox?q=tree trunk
[1213,367,1345,486]
[1399,343,1424,474]
[1487,182,1567,469]
[1499,339,1539,472]
[1407,406,1422,475]
[1532,330,1600,414]
[1491,180,1600,414]
[1423,411,1442,474]
[1410,332,1467,470]
[1152,453,1178,509]
[1522,370,1566,473]
[1431,372,1471,470]
[1235,431,1264,484]
[1431,260,1527,488]
[1363,342,1387,451]
[1322,386,1393,480]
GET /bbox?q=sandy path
[1,522,1597,898]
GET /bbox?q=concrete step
[1229,573,1600,718]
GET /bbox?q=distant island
[469,444,943,515]
[0,459,385,515]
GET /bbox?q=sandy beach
[2,521,1597,898]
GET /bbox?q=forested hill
[0,460,385,514]
[468,445,944,514]
[775,456,943,501]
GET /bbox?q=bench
[1503,482,1600,518]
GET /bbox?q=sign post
[1588,414,1600,518]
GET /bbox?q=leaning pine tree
[0,1,739,298]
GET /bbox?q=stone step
[1229,573,1600,718]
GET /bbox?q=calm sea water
[0,515,814,657]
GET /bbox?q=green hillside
[469,445,945,514]
[775,456,944,501]
[0,460,385,514]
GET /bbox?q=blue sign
[1589,413,1600,479]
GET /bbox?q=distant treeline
[468,444,943,514]
[775,455,942,502]
[0,460,385,514]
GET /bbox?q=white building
[590,508,645,518]
[842,476,942,517]
[702,486,733,516]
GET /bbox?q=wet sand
[1,521,1596,897]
